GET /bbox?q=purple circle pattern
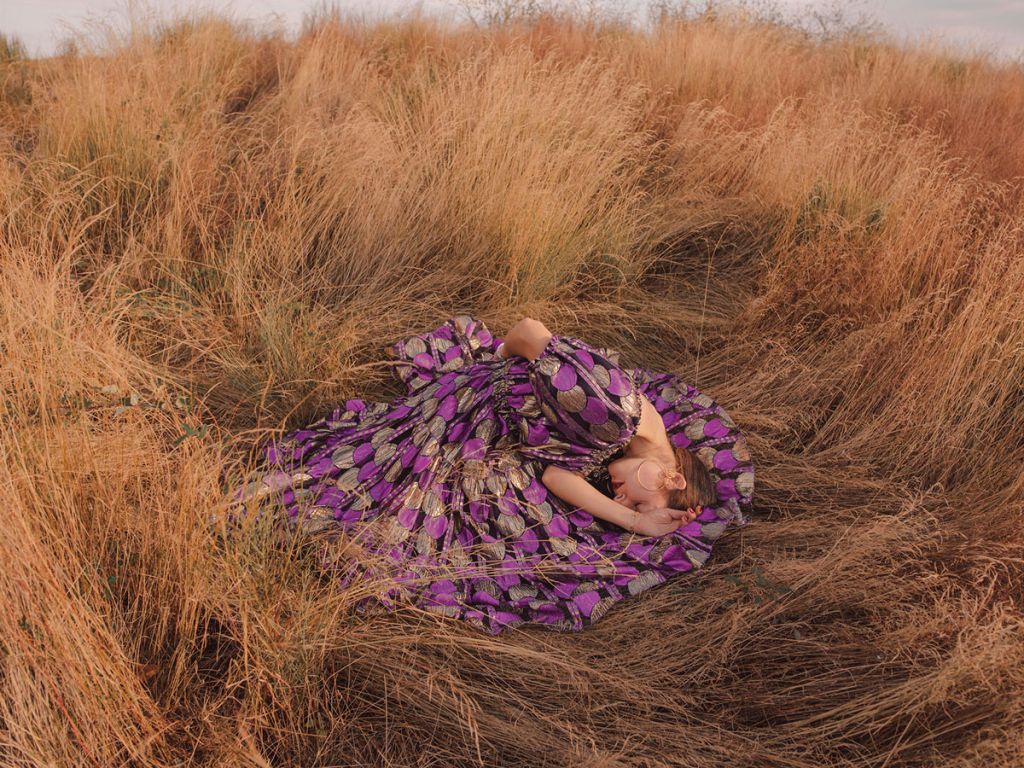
[225,315,754,634]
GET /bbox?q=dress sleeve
[516,334,642,479]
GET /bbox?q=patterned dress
[225,315,754,634]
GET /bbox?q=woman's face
[607,456,680,509]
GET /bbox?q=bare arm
[541,465,638,532]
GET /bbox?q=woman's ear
[667,470,686,491]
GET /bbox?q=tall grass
[1,1,1022,765]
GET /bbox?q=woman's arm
[541,465,638,532]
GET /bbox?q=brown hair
[666,445,718,510]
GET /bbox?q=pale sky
[4,0,1023,62]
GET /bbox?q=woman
[225,314,753,634]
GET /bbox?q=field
[1,1,1022,765]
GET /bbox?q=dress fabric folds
[226,315,754,634]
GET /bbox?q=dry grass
[1,1,1022,765]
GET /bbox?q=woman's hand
[632,503,701,537]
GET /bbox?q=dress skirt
[225,315,754,634]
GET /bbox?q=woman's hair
[666,445,718,510]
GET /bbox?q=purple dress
[226,315,754,634]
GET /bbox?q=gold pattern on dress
[404,484,425,509]
[700,521,726,540]
[495,452,518,471]
[556,385,587,414]
[628,570,662,596]
[509,583,538,601]
[589,596,617,624]
[407,387,430,406]
[462,475,484,502]
[571,580,601,595]
[445,538,470,566]
[592,419,622,444]
[331,444,356,469]
[649,537,672,562]
[540,400,559,424]
[686,549,709,568]
[421,397,439,421]
[733,437,751,462]
[411,422,430,447]
[369,427,393,448]
[336,467,361,492]
[429,413,447,440]
[420,436,440,457]
[472,579,500,600]
[421,488,444,517]
[735,471,754,498]
[440,442,462,467]
[496,512,526,537]
[423,604,461,617]
[404,337,427,356]
[478,539,505,560]
[484,472,508,496]
[460,458,488,478]
[298,505,337,534]
[507,465,530,490]
[290,472,313,485]
[386,516,412,543]
[373,441,397,465]
[692,393,714,408]
[453,315,471,334]
[549,535,578,556]
[475,417,496,443]
[490,374,513,421]
[620,390,641,418]
[590,364,611,389]
[537,354,560,377]
[382,460,401,483]
[524,500,554,525]
[684,418,707,441]
[456,386,475,411]
[415,528,434,556]
[660,385,680,401]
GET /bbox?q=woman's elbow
[541,464,558,486]
[505,317,552,361]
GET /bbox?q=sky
[4,0,1023,63]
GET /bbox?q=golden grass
[1,2,1022,765]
